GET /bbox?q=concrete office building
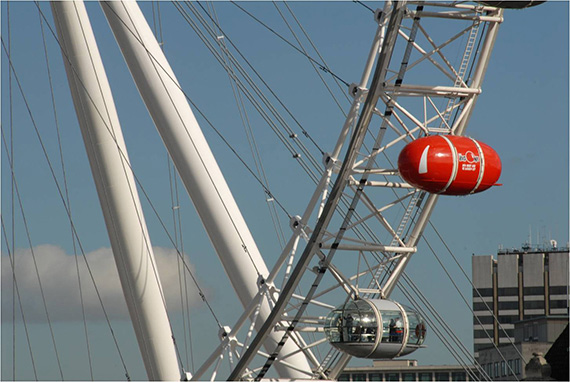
[472,244,569,380]
[472,244,569,356]
[476,316,568,380]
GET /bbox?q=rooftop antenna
[523,224,532,250]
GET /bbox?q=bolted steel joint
[218,325,232,340]
[374,9,383,23]
[322,152,337,170]
[349,83,368,100]
[289,215,303,232]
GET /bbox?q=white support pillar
[99,1,311,377]
[51,2,180,380]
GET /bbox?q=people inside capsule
[324,299,427,359]
[383,311,404,343]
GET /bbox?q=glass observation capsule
[323,299,426,359]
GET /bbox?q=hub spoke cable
[36,3,94,378]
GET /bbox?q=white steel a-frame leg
[51,2,180,380]
[100,1,312,378]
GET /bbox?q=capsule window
[325,310,342,343]
[381,311,404,344]
[341,300,376,343]
[325,299,427,359]
[405,306,426,345]
[324,300,378,344]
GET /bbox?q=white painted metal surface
[50,1,507,379]
[50,2,180,380]
[100,1,312,378]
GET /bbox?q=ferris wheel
[220,2,505,380]
[3,1,548,381]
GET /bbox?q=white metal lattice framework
[55,0,505,380]
[185,1,505,380]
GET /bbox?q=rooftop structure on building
[471,243,569,380]
[339,360,480,382]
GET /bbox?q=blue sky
[2,1,568,380]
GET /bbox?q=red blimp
[397,135,501,195]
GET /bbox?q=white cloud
[2,244,206,322]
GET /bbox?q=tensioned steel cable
[94,3,502,382]
[230,1,350,89]
[0,216,39,381]
[36,3,94,379]
[371,145,506,379]
[421,237,520,380]
[150,1,196,372]
[200,3,350,368]
[272,2,348,117]
[397,279,490,381]
[185,3,492,380]
[167,158,196,373]
[66,7,227,376]
[210,5,510,380]
[282,1,353,105]
[0,119,64,380]
[196,1,328,157]
[192,0,400,302]
[207,1,288,249]
[353,0,375,14]
[185,3,388,245]
[21,5,225,377]
[429,221,527,364]
[181,1,323,181]
[174,3,322,187]
[67,2,185,371]
[6,3,18,379]
[1,33,132,380]
[200,0,412,306]
[358,152,494,379]
[101,3,282,352]
[34,1,224,330]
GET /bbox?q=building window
[368,373,382,381]
[550,286,569,295]
[474,329,493,338]
[338,373,350,381]
[402,373,415,381]
[498,315,519,325]
[473,302,494,311]
[473,315,495,325]
[473,288,493,297]
[352,373,366,381]
[524,300,545,310]
[435,372,449,381]
[497,301,519,310]
[386,373,399,381]
[498,287,519,296]
[550,299,569,309]
[452,372,466,381]
[498,329,515,338]
[501,361,506,376]
[418,372,432,381]
[494,362,499,378]
[523,286,545,295]
[515,359,521,374]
